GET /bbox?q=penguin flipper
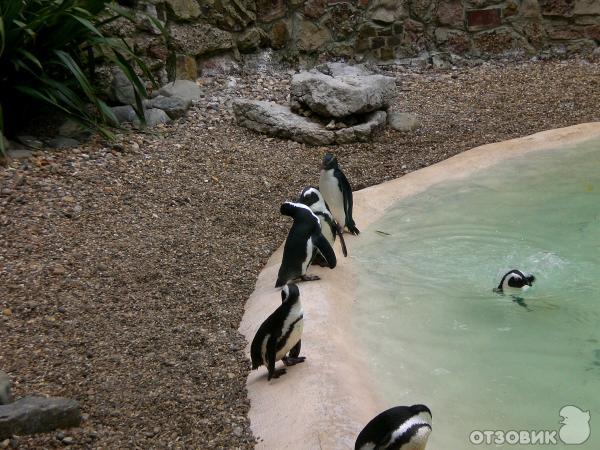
[336,224,348,257]
[313,233,337,269]
[337,169,360,235]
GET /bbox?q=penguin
[250,283,305,381]
[298,186,348,266]
[494,269,535,310]
[319,153,360,235]
[355,404,432,450]
[275,201,337,288]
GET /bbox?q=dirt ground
[1,58,599,449]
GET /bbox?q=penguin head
[281,283,300,304]
[322,153,339,170]
[410,404,433,425]
[497,269,535,292]
[298,186,321,207]
[280,201,297,217]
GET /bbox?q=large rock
[158,80,202,102]
[148,95,192,119]
[237,27,269,53]
[137,109,172,127]
[234,99,335,145]
[0,396,81,439]
[169,22,233,56]
[0,372,11,405]
[290,67,395,118]
[165,0,201,20]
[233,99,387,145]
[295,19,331,52]
[110,105,138,124]
[335,110,387,143]
[111,68,136,105]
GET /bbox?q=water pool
[354,138,600,449]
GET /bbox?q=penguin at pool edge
[494,269,535,310]
[250,283,305,381]
[275,201,337,288]
[319,153,360,235]
[355,404,432,450]
[298,186,348,265]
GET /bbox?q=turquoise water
[354,138,600,449]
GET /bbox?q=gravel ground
[1,58,599,449]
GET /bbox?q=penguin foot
[269,368,287,380]
[282,356,306,366]
[300,274,321,282]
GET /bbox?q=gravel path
[1,58,599,449]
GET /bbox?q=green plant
[0,0,165,158]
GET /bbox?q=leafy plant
[0,0,166,158]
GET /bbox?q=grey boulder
[111,69,136,105]
[0,396,81,439]
[234,99,335,146]
[148,95,191,119]
[290,68,395,118]
[110,105,138,124]
[158,80,201,103]
[233,99,387,146]
[47,137,80,149]
[136,109,172,127]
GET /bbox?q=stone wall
[120,0,600,79]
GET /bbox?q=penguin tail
[275,278,285,288]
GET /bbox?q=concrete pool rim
[239,122,600,449]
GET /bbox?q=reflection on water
[354,138,600,449]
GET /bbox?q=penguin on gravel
[319,153,360,235]
[250,283,305,381]
[275,201,337,288]
[355,404,432,450]
[298,186,348,266]
[494,269,535,310]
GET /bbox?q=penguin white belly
[320,170,345,226]
[276,318,304,361]
[301,238,313,275]
[321,222,334,246]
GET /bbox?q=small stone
[2,309,11,317]
[387,112,420,132]
[0,439,8,448]
[61,437,74,445]
[53,265,66,275]
[6,149,33,160]
[0,396,81,440]
[57,306,66,314]
[232,426,243,437]
[325,120,336,130]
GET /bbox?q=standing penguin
[250,283,305,381]
[319,153,360,235]
[355,404,432,450]
[494,269,535,310]
[275,201,337,288]
[298,186,348,265]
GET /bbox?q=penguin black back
[355,404,432,450]
[320,153,360,235]
[276,202,336,287]
[250,284,305,380]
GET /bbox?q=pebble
[61,436,75,445]
[2,308,12,317]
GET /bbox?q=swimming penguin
[275,201,337,288]
[298,186,348,265]
[355,404,432,450]
[494,269,535,310]
[250,283,305,381]
[319,153,360,235]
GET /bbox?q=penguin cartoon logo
[559,405,591,445]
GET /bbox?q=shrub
[0,0,164,157]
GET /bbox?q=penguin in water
[355,404,432,450]
[298,186,348,266]
[494,269,535,310]
[319,153,360,235]
[250,283,305,381]
[275,201,337,288]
